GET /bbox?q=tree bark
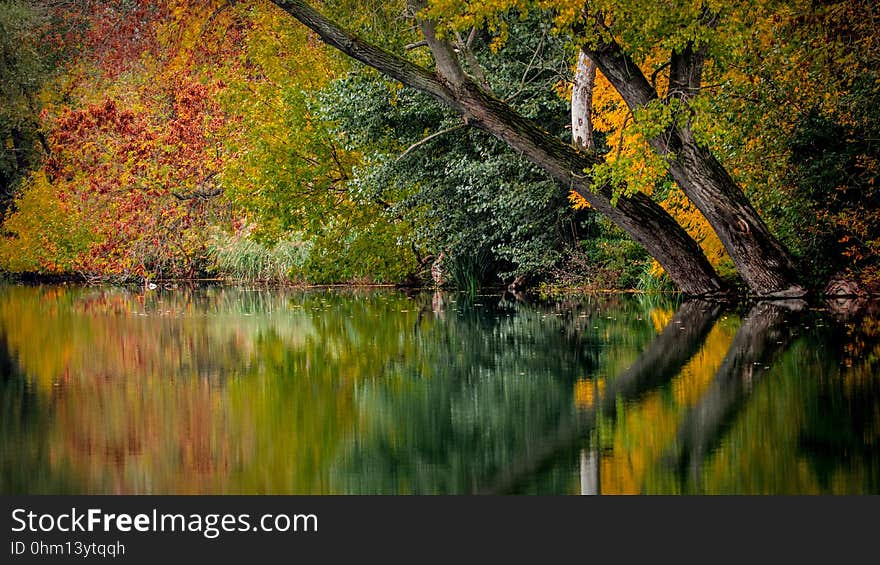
[571,51,597,151]
[584,37,805,297]
[270,0,726,295]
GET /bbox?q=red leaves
[80,1,167,78]
[52,100,140,149]
[41,75,230,280]
[18,1,264,281]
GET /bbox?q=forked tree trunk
[270,0,727,295]
[585,39,806,297]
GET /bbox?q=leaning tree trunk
[450,80,726,295]
[270,0,726,295]
[667,132,804,297]
[585,38,805,298]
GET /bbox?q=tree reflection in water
[0,285,877,494]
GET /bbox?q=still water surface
[1,284,878,494]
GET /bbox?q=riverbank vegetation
[0,0,877,294]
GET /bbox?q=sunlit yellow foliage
[567,190,589,210]
[0,172,94,273]
[656,187,731,278]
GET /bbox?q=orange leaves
[36,76,230,279]
[568,190,590,210]
[659,186,732,277]
[1,1,265,280]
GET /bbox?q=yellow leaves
[426,0,585,39]
[567,55,732,272]
[427,0,523,29]
[659,184,732,274]
[583,60,674,199]
[426,0,525,51]
[489,30,508,54]
[591,67,625,134]
[568,190,590,210]
[156,0,232,72]
[387,81,404,106]
[0,172,94,273]
[538,0,582,30]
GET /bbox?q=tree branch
[668,41,708,101]
[270,0,461,111]
[171,188,223,201]
[404,40,428,50]
[396,123,466,162]
[454,29,492,93]
[668,7,717,101]
[649,60,671,91]
[582,33,658,111]
[267,0,724,295]
[408,0,468,88]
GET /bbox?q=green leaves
[318,12,582,286]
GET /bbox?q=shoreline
[1,272,877,302]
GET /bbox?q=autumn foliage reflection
[1,286,878,494]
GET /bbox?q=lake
[1,284,877,494]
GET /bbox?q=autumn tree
[268,0,731,295]
[1,0,419,283]
[265,0,852,296]
[3,0,872,289]
[217,0,416,283]
[570,1,804,296]
[701,0,880,291]
[0,0,163,215]
[1,1,233,279]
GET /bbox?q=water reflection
[0,285,877,494]
[669,301,804,486]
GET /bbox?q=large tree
[573,4,803,296]
[267,0,813,297]
[270,0,730,295]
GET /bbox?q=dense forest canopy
[0,0,877,294]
